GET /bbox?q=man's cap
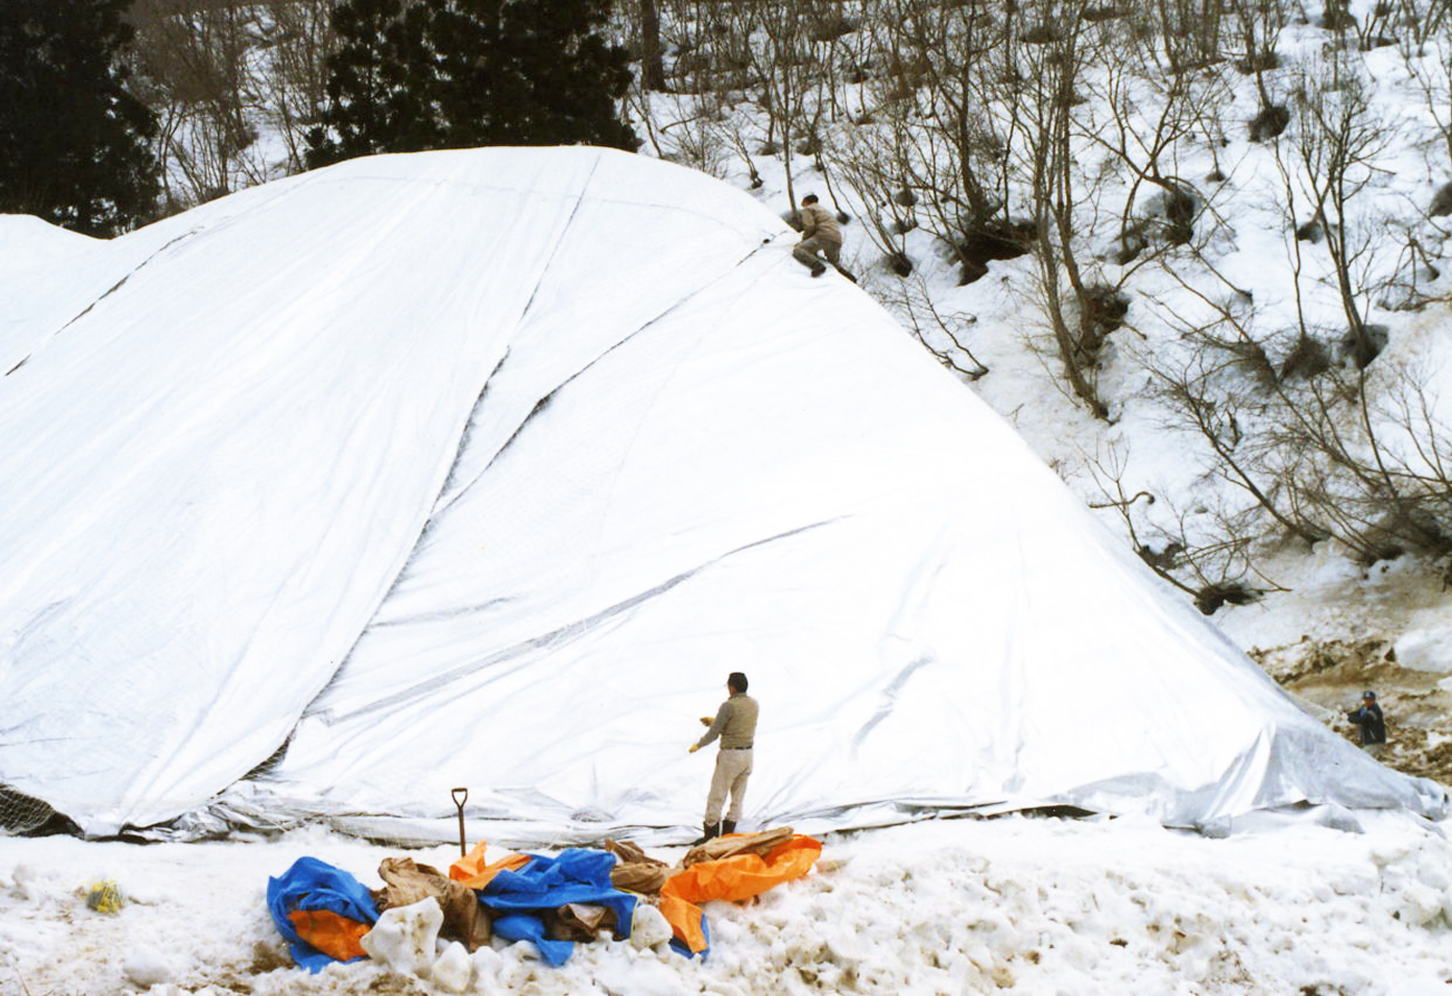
[1363,690,1376,699]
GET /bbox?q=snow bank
[1394,628,1452,675]
[0,147,1443,841]
[1,818,1449,995]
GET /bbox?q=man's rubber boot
[721,820,737,835]
[810,262,826,277]
[690,821,720,846]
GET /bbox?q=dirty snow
[2,816,1450,995]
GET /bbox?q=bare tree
[1003,0,1115,418]
[128,0,335,207]
[1277,53,1394,368]
[1136,223,1452,576]
[877,274,991,378]
[131,2,260,205]
[257,0,335,174]
[867,0,1015,277]
[1084,441,1286,612]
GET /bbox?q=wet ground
[1253,638,1452,786]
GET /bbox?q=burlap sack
[683,826,793,867]
[374,857,491,950]
[546,902,618,941]
[605,838,671,895]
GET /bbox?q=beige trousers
[793,236,842,269]
[705,748,753,824]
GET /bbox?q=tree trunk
[640,0,666,91]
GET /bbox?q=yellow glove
[688,744,700,753]
[699,716,713,726]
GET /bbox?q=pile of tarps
[266,829,821,981]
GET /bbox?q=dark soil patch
[958,219,1033,284]
[1279,336,1332,380]
[885,252,913,277]
[1250,104,1290,142]
[1431,182,1452,217]
[1195,582,1258,614]
[247,941,293,975]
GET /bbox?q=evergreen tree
[305,0,438,167]
[0,0,158,236]
[307,0,636,169]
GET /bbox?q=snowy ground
[2,814,1451,996]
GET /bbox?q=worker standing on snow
[792,194,856,282]
[688,671,758,845]
[1347,690,1388,757]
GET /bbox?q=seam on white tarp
[310,516,843,726]
[4,231,199,378]
[851,656,934,748]
[292,156,612,729]
[437,237,777,519]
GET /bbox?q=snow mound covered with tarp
[0,147,1443,841]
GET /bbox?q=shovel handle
[452,787,468,856]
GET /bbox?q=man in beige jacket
[792,193,856,281]
[688,671,758,844]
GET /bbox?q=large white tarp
[0,147,1444,839]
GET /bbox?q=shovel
[452,787,468,856]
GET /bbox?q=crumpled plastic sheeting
[448,840,532,891]
[669,835,821,904]
[478,848,636,966]
[492,915,574,968]
[265,857,378,972]
[659,834,822,954]
[1,147,1446,840]
[681,826,796,868]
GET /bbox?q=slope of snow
[0,147,1443,842]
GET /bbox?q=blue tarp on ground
[479,848,637,965]
[492,913,576,967]
[669,912,711,960]
[265,856,379,972]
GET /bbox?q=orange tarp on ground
[659,834,822,953]
[665,834,822,904]
[658,894,709,954]
[286,909,371,962]
[449,840,531,890]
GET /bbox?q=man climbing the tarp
[688,671,758,845]
[1347,690,1388,757]
[792,193,857,282]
